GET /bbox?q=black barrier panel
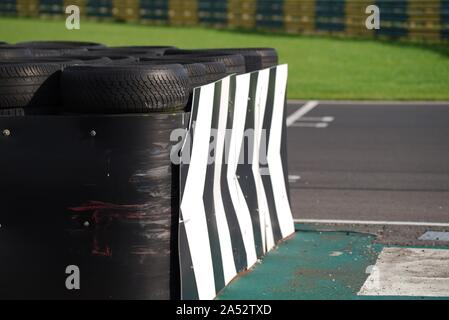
[40,0,64,15]
[0,0,16,16]
[256,0,284,29]
[86,0,113,18]
[315,0,346,32]
[140,0,170,23]
[375,0,409,38]
[198,0,228,25]
[0,113,187,299]
[442,1,449,40]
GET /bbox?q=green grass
[1,17,449,100]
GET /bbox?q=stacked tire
[0,41,279,116]
[61,64,191,113]
[0,58,82,116]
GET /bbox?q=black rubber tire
[62,51,138,64]
[105,56,139,64]
[202,61,228,83]
[200,48,278,72]
[0,46,33,59]
[57,56,113,64]
[134,60,226,112]
[0,107,57,116]
[164,50,246,74]
[101,46,177,56]
[186,54,245,75]
[0,47,69,58]
[29,48,86,57]
[169,62,207,89]
[141,62,207,112]
[0,58,84,67]
[0,42,7,45]
[61,64,190,114]
[0,59,81,109]
[16,41,106,51]
[84,48,159,59]
[184,61,228,86]
[139,57,227,87]
[166,48,278,72]
[0,108,25,117]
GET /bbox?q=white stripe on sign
[267,65,295,238]
[227,73,258,267]
[213,77,237,285]
[180,84,216,300]
[359,247,449,297]
[252,68,275,253]
[294,219,449,227]
[286,100,319,127]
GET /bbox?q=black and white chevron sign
[179,65,294,300]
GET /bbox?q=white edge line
[287,100,449,106]
[298,116,334,122]
[286,100,319,127]
[294,219,449,228]
[291,122,328,128]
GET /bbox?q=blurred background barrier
[1,0,448,42]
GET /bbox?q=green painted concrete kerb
[217,225,383,300]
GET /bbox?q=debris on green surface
[217,225,383,300]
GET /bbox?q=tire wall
[2,0,447,42]
[0,44,290,299]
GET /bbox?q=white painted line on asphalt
[287,100,449,106]
[286,100,319,127]
[359,247,449,297]
[419,231,449,242]
[291,122,328,128]
[294,219,449,227]
[288,175,301,183]
[297,116,334,122]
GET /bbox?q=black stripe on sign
[178,219,199,300]
[280,87,291,203]
[203,81,226,293]
[190,87,201,139]
[179,86,201,300]
[179,86,201,206]
[220,75,248,272]
[236,72,264,258]
[261,67,283,243]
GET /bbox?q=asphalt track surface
[219,101,449,299]
[286,101,449,230]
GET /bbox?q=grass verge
[1,17,449,100]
